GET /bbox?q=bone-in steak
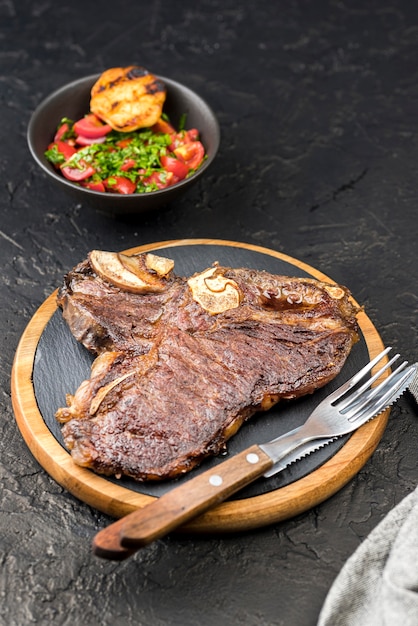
[55,251,360,481]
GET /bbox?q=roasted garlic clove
[187,267,242,314]
[89,250,172,293]
[145,253,175,277]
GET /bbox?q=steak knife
[91,430,338,560]
[92,364,415,560]
[92,434,332,561]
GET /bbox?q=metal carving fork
[93,347,416,560]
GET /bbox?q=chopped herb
[45,145,66,165]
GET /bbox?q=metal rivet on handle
[246,453,260,464]
[209,474,223,487]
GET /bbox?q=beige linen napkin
[318,486,418,625]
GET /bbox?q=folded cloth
[409,365,418,405]
[318,486,418,626]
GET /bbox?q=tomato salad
[45,114,206,194]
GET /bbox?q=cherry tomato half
[73,114,112,139]
[142,171,175,189]
[186,128,200,142]
[160,155,189,181]
[54,122,70,142]
[81,180,106,192]
[151,119,176,135]
[120,158,137,171]
[173,141,205,170]
[104,176,136,194]
[49,140,77,160]
[116,138,133,148]
[61,159,96,181]
[168,130,200,152]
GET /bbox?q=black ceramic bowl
[27,74,220,216]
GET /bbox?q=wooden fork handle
[92,444,272,560]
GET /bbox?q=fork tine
[336,352,400,412]
[345,362,415,422]
[325,346,392,404]
[338,361,408,415]
[344,360,406,416]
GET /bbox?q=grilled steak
[55,251,360,481]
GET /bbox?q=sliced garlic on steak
[118,252,173,282]
[89,250,170,293]
[187,267,241,314]
[89,370,136,416]
[145,253,175,276]
[323,285,346,300]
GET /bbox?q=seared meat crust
[56,254,360,481]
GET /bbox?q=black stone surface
[1,1,418,625]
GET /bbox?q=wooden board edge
[10,239,389,532]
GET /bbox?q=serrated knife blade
[261,429,336,476]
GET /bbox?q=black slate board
[32,242,367,500]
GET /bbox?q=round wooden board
[11,239,389,534]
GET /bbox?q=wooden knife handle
[92,515,139,561]
[92,444,272,560]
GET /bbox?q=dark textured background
[1,1,417,624]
